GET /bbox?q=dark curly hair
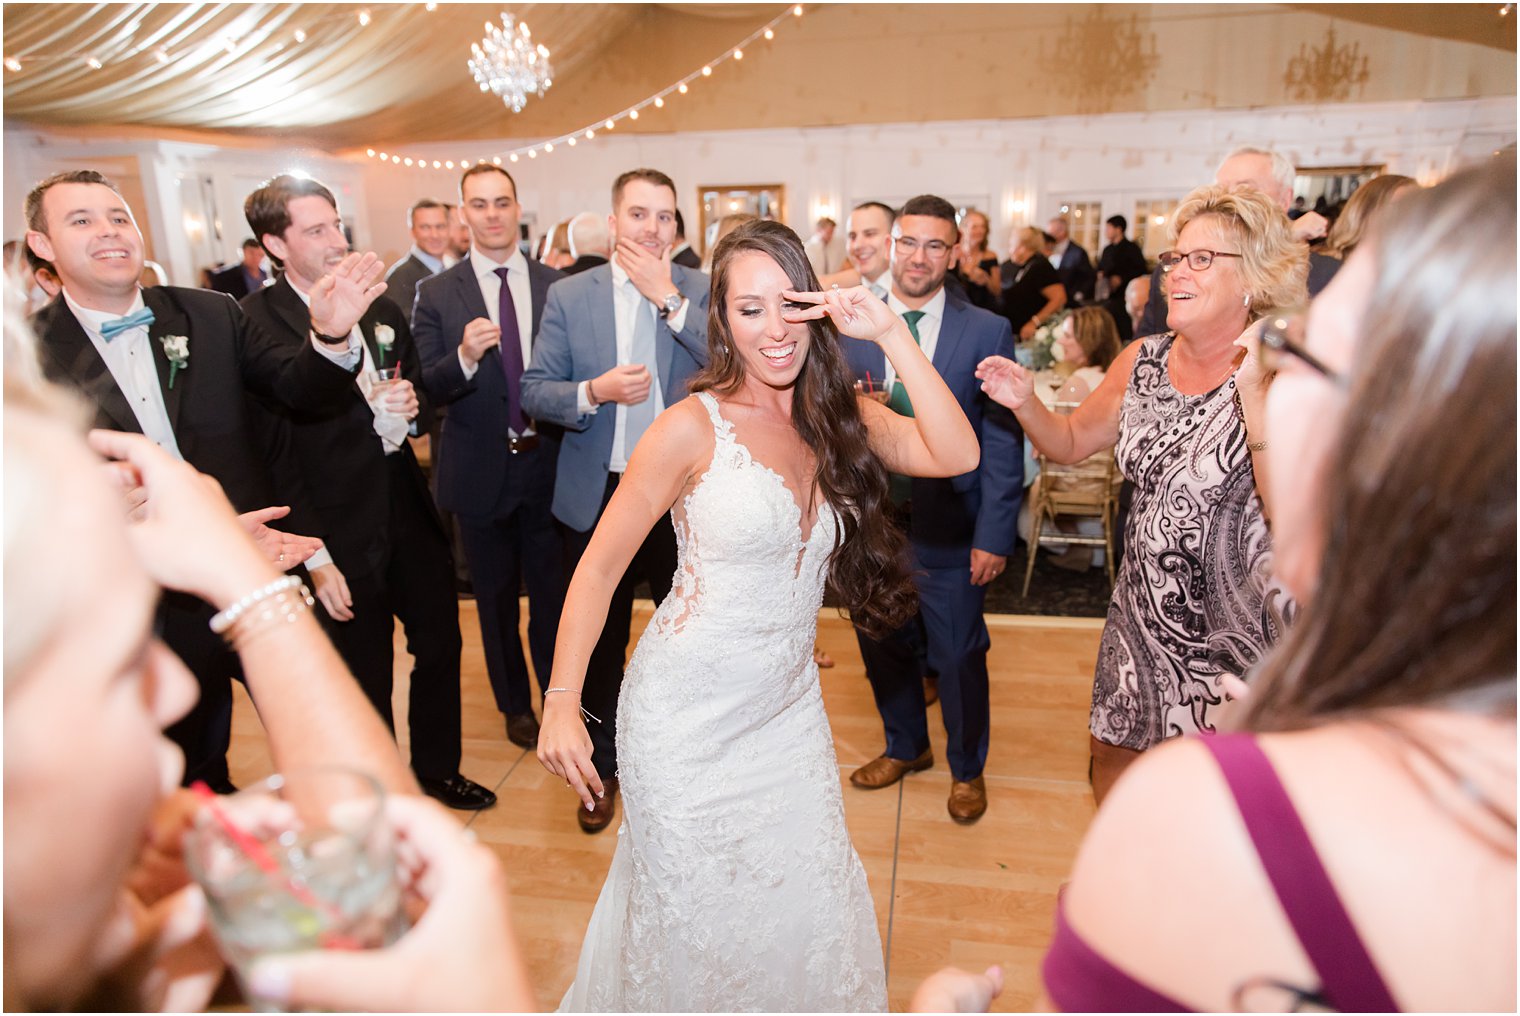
[689,219,917,638]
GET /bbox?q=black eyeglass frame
[1260,312,1343,385]
[1158,248,1243,272]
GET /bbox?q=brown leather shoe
[505,711,540,749]
[850,748,933,789]
[578,777,618,834]
[948,776,988,824]
[923,675,939,706]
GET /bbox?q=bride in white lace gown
[538,220,980,1012]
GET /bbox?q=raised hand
[459,317,501,368]
[1232,317,1272,397]
[86,429,279,610]
[615,237,677,305]
[782,285,901,345]
[309,251,388,339]
[974,354,1036,411]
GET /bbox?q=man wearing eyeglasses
[838,194,1022,825]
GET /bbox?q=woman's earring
[1242,293,1251,309]
[720,342,730,355]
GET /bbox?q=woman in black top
[1000,226,1066,339]
[954,209,1002,311]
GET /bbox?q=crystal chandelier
[468,13,553,113]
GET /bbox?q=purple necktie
[494,266,527,433]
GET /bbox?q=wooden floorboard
[229,600,1101,1013]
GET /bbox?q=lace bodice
[650,391,839,648]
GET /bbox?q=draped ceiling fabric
[3,3,1514,155]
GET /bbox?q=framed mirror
[1291,163,1386,217]
[697,184,786,259]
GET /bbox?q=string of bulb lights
[1,4,429,74]
[363,4,807,172]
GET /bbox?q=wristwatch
[658,292,684,319]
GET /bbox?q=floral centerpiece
[1013,309,1069,371]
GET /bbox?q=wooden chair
[1022,403,1121,596]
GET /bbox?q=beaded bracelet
[224,583,316,651]
[208,575,303,635]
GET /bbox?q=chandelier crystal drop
[468,13,552,113]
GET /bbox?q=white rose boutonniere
[160,334,189,389]
[374,323,395,366]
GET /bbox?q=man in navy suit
[521,168,710,833]
[208,238,269,299]
[1047,215,1095,305]
[413,165,566,754]
[840,194,1022,824]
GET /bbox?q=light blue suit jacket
[521,263,710,532]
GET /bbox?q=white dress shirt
[409,245,444,275]
[66,288,184,459]
[1048,239,1070,270]
[882,285,947,390]
[865,270,892,300]
[575,258,689,473]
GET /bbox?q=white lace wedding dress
[558,392,888,1012]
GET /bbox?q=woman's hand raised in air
[782,285,905,346]
[974,355,1036,412]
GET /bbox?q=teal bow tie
[100,306,155,341]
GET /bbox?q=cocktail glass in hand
[372,365,402,391]
[183,767,405,1012]
[853,375,890,404]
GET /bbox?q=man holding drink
[242,174,495,811]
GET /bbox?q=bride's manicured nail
[597,790,605,798]
[586,801,595,811]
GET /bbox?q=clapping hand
[974,354,1036,411]
[309,252,388,339]
[782,285,901,344]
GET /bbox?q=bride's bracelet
[543,687,580,699]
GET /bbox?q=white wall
[6,96,1513,279]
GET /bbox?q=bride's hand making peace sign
[782,285,904,346]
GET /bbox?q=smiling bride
[536,219,979,1011]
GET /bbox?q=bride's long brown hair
[689,219,916,638]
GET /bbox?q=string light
[294,28,307,43]
[5,56,23,72]
[357,9,371,27]
[362,3,806,169]
[153,46,170,64]
[85,55,103,69]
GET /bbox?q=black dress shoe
[506,711,540,749]
[419,773,497,810]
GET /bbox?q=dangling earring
[719,342,730,356]
[1241,293,1251,310]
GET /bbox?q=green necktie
[887,310,925,506]
[887,310,925,418]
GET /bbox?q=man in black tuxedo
[208,238,269,298]
[671,208,701,269]
[26,169,381,792]
[1097,215,1148,343]
[384,198,450,322]
[242,175,496,810]
[413,165,566,754]
[1047,216,1095,304]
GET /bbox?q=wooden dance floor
[229,602,1101,1012]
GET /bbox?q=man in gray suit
[522,167,710,833]
[385,198,451,322]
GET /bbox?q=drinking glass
[853,376,890,404]
[183,767,405,1012]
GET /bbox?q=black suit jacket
[240,278,443,581]
[565,254,608,277]
[1053,242,1096,304]
[209,263,264,300]
[672,245,701,270]
[411,257,564,516]
[383,253,436,323]
[34,286,358,515]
